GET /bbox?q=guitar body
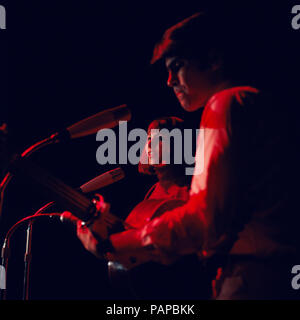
[107,198,212,299]
[124,198,186,229]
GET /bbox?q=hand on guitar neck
[62,198,155,268]
[64,195,186,269]
[62,194,128,260]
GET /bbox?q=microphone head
[79,167,125,194]
[66,104,131,139]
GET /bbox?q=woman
[107,117,211,299]
[125,116,190,229]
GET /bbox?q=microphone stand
[0,104,131,299]
[23,221,33,300]
[22,201,55,300]
[0,135,59,300]
[0,212,60,300]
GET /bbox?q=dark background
[0,0,299,299]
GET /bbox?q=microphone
[51,104,131,141]
[0,105,130,220]
[79,167,125,194]
[60,167,125,225]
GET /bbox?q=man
[76,11,299,299]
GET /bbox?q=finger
[61,211,80,224]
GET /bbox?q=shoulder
[201,86,260,129]
[207,86,259,113]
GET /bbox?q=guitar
[7,158,211,299]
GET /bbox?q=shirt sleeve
[108,88,258,268]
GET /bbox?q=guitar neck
[9,157,117,223]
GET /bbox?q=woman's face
[146,125,171,167]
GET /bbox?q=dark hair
[151,12,224,68]
[150,7,280,86]
[147,116,184,132]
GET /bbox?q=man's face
[165,56,219,111]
